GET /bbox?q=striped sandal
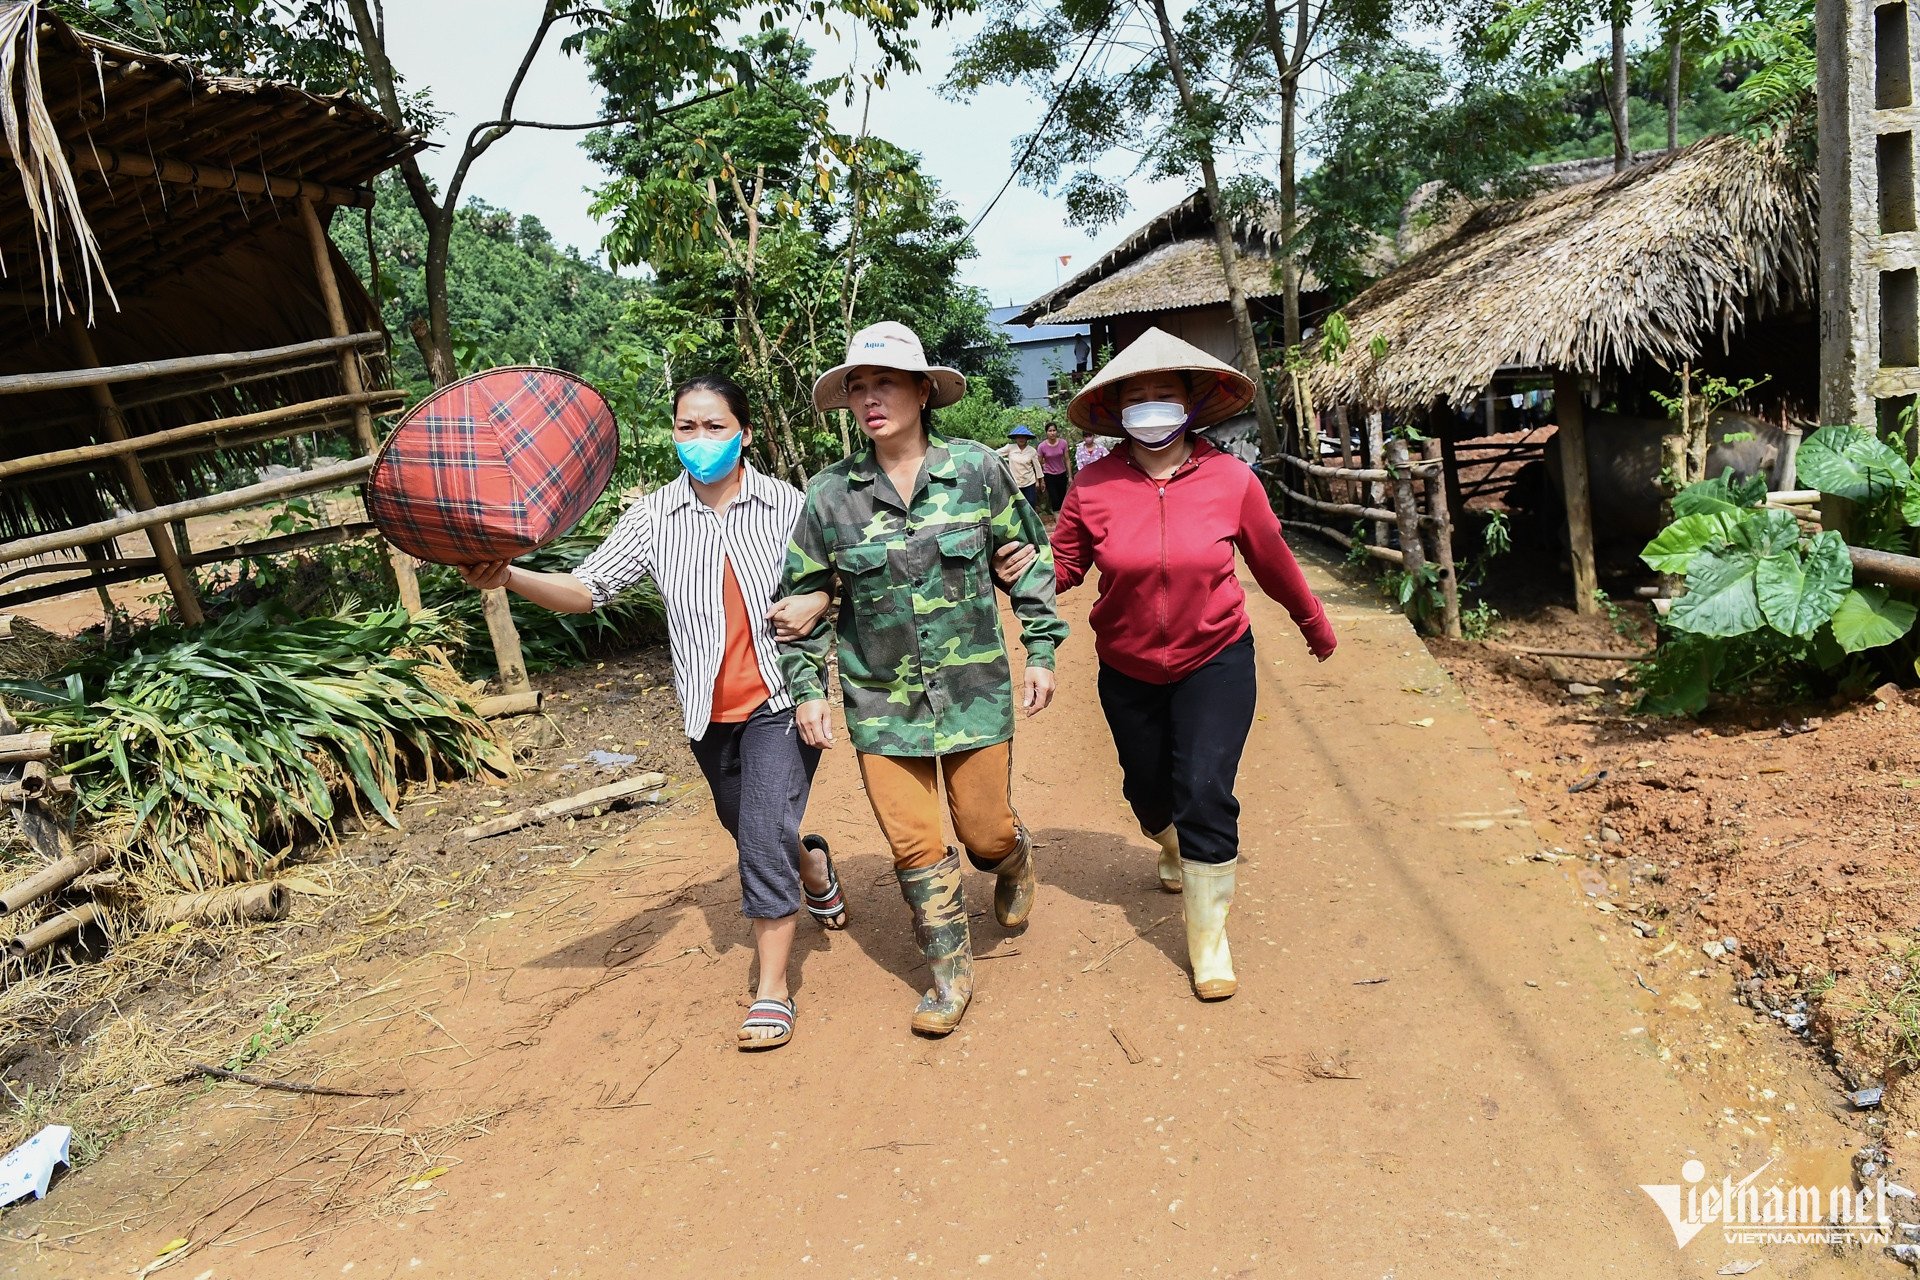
[737,997,795,1051]
[801,835,848,931]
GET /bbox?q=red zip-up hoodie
[1051,438,1336,684]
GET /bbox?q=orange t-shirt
[710,557,772,723]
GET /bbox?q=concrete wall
[1819,0,1920,431]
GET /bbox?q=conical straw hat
[1066,327,1256,434]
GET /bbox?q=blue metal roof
[989,304,1088,345]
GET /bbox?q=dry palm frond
[0,0,117,323]
[1310,133,1818,412]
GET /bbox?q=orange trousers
[857,742,1020,871]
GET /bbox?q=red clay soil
[1430,602,1920,1117]
[0,556,1885,1279]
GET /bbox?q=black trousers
[1095,629,1257,865]
[1043,471,1069,511]
[689,703,822,918]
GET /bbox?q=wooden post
[1421,439,1463,640]
[482,588,531,695]
[1365,408,1388,548]
[1552,370,1601,615]
[1334,406,1354,506]
[64,318,204,626]
[296,197,424,616]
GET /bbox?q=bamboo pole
[475,691,544,718]
[149,883,289,927]
[1269,474,1400,524]
[1266,451,1443,483]
[457,773,667,843]
[1850,545,1920,593]
[297,197,424,617]
[1421,439,1462,640]
[0,524,378,609]
[0,333,384,399]
[0,775,73,803]
[0,732,54,764]
[26,141,377,209]
[1289,518,1406,564]
[0,845,110,916]
[65,318,205,626]
[7,903,104,960]
[0,456,374,567]
[1386,437,1429,595]
[482,589,532,696]
[1335,406,1355,505]
[1365,409,1388,548]
[0,392,400,483]
[1551,371,1601,615]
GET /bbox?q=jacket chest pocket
[934,524,989,597]
[835,540,893,605]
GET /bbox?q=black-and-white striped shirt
[572,465,804,739]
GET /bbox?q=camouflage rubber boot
[1180,857,1238,1001]
[967,825,1037,930]
[1147,824,1182,894]
[898,853,974,1035]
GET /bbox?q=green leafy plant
[1635,423,1920,712]
[0,607,510,889]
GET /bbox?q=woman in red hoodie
[998,328,1336,1001]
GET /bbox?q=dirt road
[3,556,1877,1278]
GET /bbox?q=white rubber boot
[1148,825,1182,893]
[1180,858,1237,1001]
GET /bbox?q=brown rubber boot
[968,825,1037,930]
[898,853,974,1036]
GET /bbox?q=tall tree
[1475,0,1640,172]
[589,36,1010,478]
[948,0,1287,454]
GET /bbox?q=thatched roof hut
[0,2,424,619]
[1311,133,1816,412]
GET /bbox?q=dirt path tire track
[5,550,1869,1279]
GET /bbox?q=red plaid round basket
[365,366,620,566]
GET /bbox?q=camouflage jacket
[778,434,1068,757]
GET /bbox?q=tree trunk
[1610,15,1631,172]
[345,0,457,379]
[1665,22,1682,152]
[1150,0,1281,459]
[1279,73,1302,351]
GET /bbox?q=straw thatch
[0,3,418,540]
[1311,134,1816,413]
[1040,236,1294,324]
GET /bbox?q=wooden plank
[0,333,384,398]
[1551,371,1601,615]
[0,456,374,567]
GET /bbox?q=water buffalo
[1540,410,1793,557]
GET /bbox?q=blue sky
[385,2,1189,309]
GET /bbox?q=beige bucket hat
[813,321,968,412]
[1067,327,1256,435]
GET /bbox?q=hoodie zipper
[1156,478,1170,681]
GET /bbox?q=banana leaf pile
[0,606,510,889]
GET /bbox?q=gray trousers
[689,702,822,919]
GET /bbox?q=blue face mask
[676,432,743,485]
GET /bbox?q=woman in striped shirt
[456,374,843,1052]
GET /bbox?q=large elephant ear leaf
[1755,532,1852,638]
[1641,511,1747,573]
[1731,507,1802,558]
[1669,545,1764,637]
[1903,473,1920,528]
[1830,585,1920,653]
[1795,425,1912,501]
[1674,474,1761,518]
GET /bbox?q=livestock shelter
[0,5,531,674]
[1302,133,1819,617]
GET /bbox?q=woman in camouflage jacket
[777,322,1069,1037]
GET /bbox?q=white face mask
[1120,400,1189,449]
